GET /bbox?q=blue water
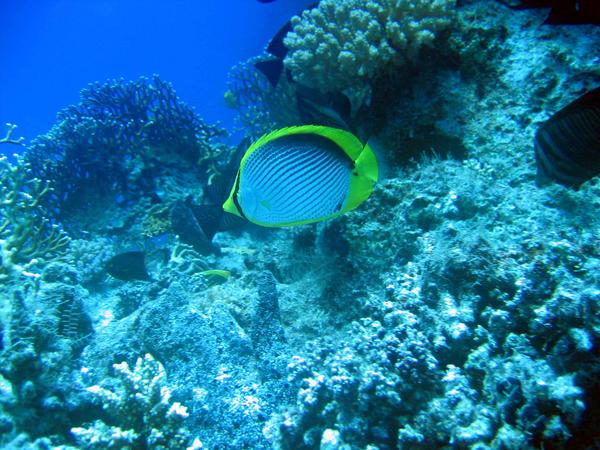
[0,0,310,146]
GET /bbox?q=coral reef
[0,123,25,147]
[24,75,226,218]
[0,263,94,442]
[266,152,600,449]
[71,353,200,449]
[0,156,70,282]
[269,313,439,449]
[227,0,463,144]
[284,0,454,98]
[2,2,600,448]
[74,265,294,449]
[225,57,301,136]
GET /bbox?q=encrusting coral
[284,0,454,96]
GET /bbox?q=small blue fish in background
[223,125,378,227]
[534,87,600,189]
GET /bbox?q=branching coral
[0,123,25,146]
[0,156,70,281]
[225,57,301,136]
[283,0,453,96]
[72,353,201,449]
[24,75,226,217]
[167,243,210,276]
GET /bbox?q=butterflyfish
[223,125,378,227]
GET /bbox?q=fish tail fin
[345,142,379,212]
[356,143,379,183]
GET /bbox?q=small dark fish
[171,140,248,253]
[498,0,600,25]
[258,0,276,3]
[265,21,293,60]
[535,87,600,188]
[170,197,245,255]
[105,251,150,281]
[170,200,218,255]
[254,2,320,87]
[294,86,379,145]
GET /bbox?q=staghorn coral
[71,353,201,449]
[283,0,453,100]
[0,123,25,146]
[0,156,70,281]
